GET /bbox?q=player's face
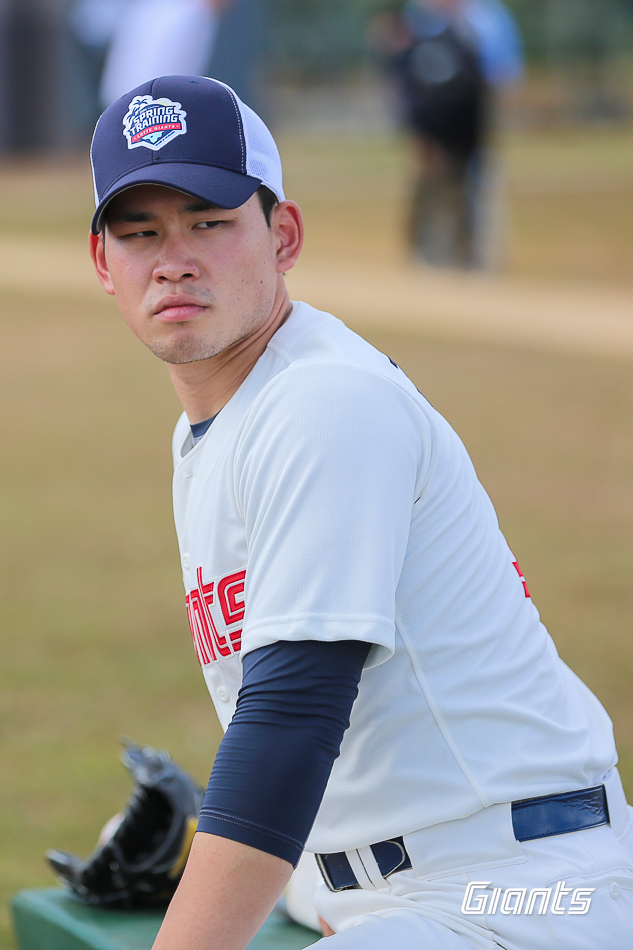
[89,185,302,365]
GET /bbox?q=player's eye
[118,229,157,239]
[193,220,224,230]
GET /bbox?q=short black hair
[257,184,279,227]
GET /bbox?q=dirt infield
[1,234,631,363]
[288,257,633,361]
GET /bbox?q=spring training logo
[122,96,187,151]
[462,881,594,916]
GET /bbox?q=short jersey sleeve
[234,362,428,667]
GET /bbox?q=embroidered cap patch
[122,95,188,151]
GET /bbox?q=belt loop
[344,849,378,890]
[604,768,630,839]
[355,846,391,891]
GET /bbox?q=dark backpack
[396,21,487,156]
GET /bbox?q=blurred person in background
[99,0,230,107]
[372,0,523,270]
[69,0,129,124]
[71,0,231,113]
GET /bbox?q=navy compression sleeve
[197,638,370,866]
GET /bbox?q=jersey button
[182,554,190,570]
[216,686,230,703]
[609,882,620,899]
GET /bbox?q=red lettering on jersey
[186,567,246,665]
[197,567,230,658]
[512,560,531,598]
[186,590,216,665]
[218,571,246,626]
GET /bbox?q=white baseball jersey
[172,300,615,854]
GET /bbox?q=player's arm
[152,638,370,950]
[151,832,291,950]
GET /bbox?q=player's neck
[167,282,292,424]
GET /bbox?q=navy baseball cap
[90,75,285,234]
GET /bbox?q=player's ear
[89,230,116,296]
[272,200,304,274]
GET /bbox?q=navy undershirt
[190,415,217,446]
[197,639,370,866]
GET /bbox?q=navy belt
[317,784,609,892]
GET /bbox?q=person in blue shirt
[378,0,524,269]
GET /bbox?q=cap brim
[91,162,261,234]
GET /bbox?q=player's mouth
[153,295,208,322]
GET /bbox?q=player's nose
[152,235,201,283]
[153,256,201,283]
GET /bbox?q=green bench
[11,889,321,950]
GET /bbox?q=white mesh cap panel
[201,77,284,201]
[239,101,285,201]
[198,76,286,201]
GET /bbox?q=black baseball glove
[46,738,204,909]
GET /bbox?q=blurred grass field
[1,127,633,948]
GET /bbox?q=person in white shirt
[98,0,228,107]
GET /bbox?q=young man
[89,75,633,949]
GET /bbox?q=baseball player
[88,75,633,949]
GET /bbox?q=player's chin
[146,337,224,365]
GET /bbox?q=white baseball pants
[287,768,633,948]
